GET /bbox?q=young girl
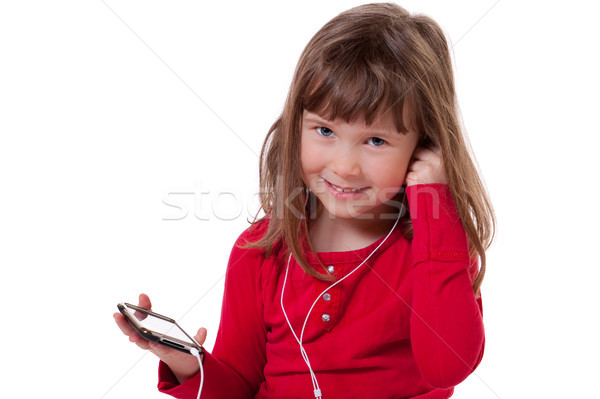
[115,3,495,398]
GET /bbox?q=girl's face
[300,110,419,220]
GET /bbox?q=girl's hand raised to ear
[405,145,448,187]
[113,293,207,384]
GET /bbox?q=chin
[318,201,380,220]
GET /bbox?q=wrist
[165,355,201,384]
[406,184,469,262]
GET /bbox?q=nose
[330,147,361,178]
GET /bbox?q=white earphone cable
[189,347,204,399]
[281,211,402,399]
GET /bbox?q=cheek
[299,139,318,184]
[299,139,311,174]
[369,155,411,187]
[300,135,324,175]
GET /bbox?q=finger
[114,313,137,336]
[115,313,152,350]
[138,293,152,310]
[406,158,427,176]
[147,341,170,356]
[129,333,151,350]
[194,328,208,346]
[134,293,152,321]
[411,146,437,161]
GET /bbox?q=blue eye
[316,126,334,137]
[367,137,386,146]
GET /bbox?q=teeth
[331,183,362,193]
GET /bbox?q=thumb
[194,327,207,346]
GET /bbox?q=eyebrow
[303,113,331,126]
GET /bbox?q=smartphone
[117,302,203,355]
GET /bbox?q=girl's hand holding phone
[405,145,448,187]
[113,293,207,384]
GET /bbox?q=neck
[308,206,399,253]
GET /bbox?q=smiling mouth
[326,180,367,193]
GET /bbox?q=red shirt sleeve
[157,224,269,398]
[406,183,485,388]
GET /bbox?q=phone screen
[120,303,196,346]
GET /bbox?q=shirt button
[322,293,331,301]
[326,265,335,273]
[321,313,331,322]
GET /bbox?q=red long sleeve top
[157,184,485,398]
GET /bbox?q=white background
[1,0,598,398]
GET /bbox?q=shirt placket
[312,263,343,331]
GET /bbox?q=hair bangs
[301,54,414,134]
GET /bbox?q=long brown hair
[245,3,495,296]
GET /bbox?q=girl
[115,3,495,398]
